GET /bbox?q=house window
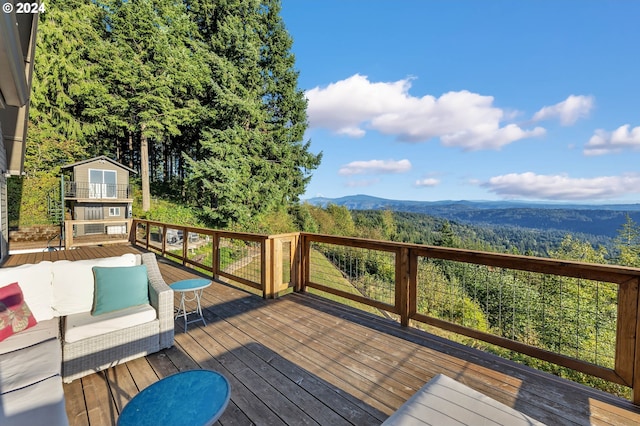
[89,169,117,199]
[109,207,121,217]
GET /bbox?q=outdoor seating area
[3,245,640,425]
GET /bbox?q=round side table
[170,278,211,331]
[117,370,231,426]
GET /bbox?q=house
[0,8,39,261]
[61,156,136,237]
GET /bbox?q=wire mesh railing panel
[416,257,618,369]
[309,241,396,307]
[147,225,164,250]
[186,233,213,270]
[135,222,147,243]
[218,237,262,286]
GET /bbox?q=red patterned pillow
[0,282,37,342]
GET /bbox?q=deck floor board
[6,245,640,425]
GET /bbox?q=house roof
[0,11,39,175]
[61,155,138,174]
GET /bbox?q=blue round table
[170,278,212,331]
[117,370,231,426]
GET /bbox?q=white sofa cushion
[52,253,138,316]
[0,375,68,426]
[0,337,61,394]
[0,261,54,321]
[0,319,59,355]
[64,303,157,343]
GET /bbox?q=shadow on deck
[5,245,640,425]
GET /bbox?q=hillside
[307,195,640,239]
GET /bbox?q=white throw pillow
[0,261,54,321]
[51,253,138,316]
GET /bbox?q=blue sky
[280,1,640,203]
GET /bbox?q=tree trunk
[128,131,134,170]
[140,125,150,212]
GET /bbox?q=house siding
[0,125,8,261]
[67,158,132,238]
[73,160,129,189]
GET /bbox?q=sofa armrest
[141,253,174,349]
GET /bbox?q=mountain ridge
[304,194,640,238]
[305,194,640,211]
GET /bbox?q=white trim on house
[88,168,117,199]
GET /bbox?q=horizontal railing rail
[65,181,132,200]
[128,220,640,404]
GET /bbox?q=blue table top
[117,370,231,426]
[170,278,211,291]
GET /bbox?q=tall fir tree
[614,214,640,267]
[26,0,106,175]
[12,0,105,225]
[91,0,211,210]
[184,0,321,227]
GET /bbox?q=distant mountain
[304,195,640,238]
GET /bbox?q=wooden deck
[5,245,640,425]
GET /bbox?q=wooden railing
[65,219,132,249]
[131,219,295,298]
[129,219,640,403]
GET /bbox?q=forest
[12,0,320,230]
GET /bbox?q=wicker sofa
[0,252,174,425]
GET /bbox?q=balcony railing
[64,219,132,249]
[130,219,640,404]
[64,181,133,200]
[132,219,296,298]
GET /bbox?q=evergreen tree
[92,0,211,211]
[435,220,458,247]
[184,0,320,227]
[26,0,105,175]
[13,0,104,225]
[614,214,640,266]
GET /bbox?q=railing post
[161,224,167,256]
[615,277,637,390]
[396,247,410,326]
[181,226,188,266]
[299,233,309,293]
[64,220,73,250]
[212,232,220,281]
[291,233,301,292]
[632,277,640,404]
[144,220,150,249]
[127,218,134,244]
[262,238,272,298]
[275,238,284,296]
[408,250,418,322]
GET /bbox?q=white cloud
[306,74,545,150]
[483,172,640,200]
[531,95,594,126]
[415,178,440,187]
[584,124,640,156]
[338,159,412,176]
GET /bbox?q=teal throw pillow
[92,265,149,316]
